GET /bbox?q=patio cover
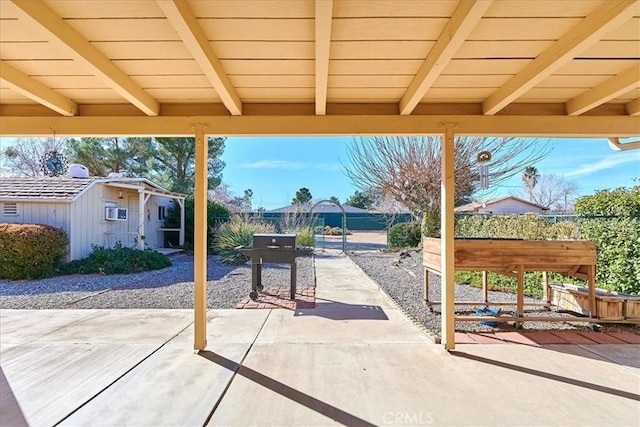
[0,0,638,350]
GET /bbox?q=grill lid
[252,233,297,249]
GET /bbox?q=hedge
[0,223,68,280]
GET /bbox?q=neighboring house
[0,176,185,260]
[267,202,369,214]
[455,196,547,215]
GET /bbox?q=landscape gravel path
[0,253,314,310]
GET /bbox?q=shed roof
[0,176,185,202]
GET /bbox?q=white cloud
[564,154,640,177]
[241,159,339,171]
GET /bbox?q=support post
[137,190,146,249]
[440,124,456,350]
[193,124,208,350]
[178,198,185,246]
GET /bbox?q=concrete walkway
[1,252,639,426]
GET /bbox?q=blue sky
[221,136,640,210]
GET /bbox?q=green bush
[454,213,550,240]
[296,227,315,247]
[575,185,640,295]
[164,195,231,251]
[216,216,276,264]
[323,226,350,236]
[56,242,171,275]
[388,221,422,249]
[0,223,68,280]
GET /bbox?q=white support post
[137,190,146,249]
[440,124,456,351]
[178,198,185,246]
[193,124,208,351]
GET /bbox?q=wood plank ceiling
[0,0,638,137]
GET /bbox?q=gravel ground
[1,246,637,337]
[0,253,314,310]
[348,249,640,335]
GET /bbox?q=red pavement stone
[494,332,539,345]
[455,333,477,344]
[523,331,571,345]
[605,331,640,344]
[550,331,599,345]
[576,332,627,344]
[236,284,316,310]
[468,333,506,344]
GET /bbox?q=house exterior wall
[477,199,544,215]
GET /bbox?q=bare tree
[516,174,579,212]
[2,137,68,176]
[341,136,552,220]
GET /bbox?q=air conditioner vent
[105,207,128,221]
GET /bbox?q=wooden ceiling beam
[0,61,78,116]
[625,98,640,116]
[156,0,242,116]
[566,64,640,116]
[1,114,637,138]
[8,0,159,116]
[482,0,638,116]
[315,0,333,116]
[400,0,493,115]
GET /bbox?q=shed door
[128,195,139,233]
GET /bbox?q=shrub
[56,242,171,275]
[575,185,640,295]
[388,221,422,249]
[216,216,276,264]
[164,195,231,251]
[296,227,315,247]
[323,226,350,236]
[454,214,550,240]
[0,223,68,280]
[547,220,581,240]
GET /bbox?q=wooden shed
[0,176,185,260]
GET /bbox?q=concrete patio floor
[1,252,639,426]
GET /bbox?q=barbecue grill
[236,233,313,300]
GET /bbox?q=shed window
[158,205,166,221]
[3,203,18,216]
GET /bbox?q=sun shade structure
[1,0,638,351]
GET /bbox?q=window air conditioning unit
[105,207,128,221]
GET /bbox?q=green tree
[65,136,226,194]
[328,196,340,204]
[66,137,139,177]
[151,137,226,193]
[163,195,231,250]
[345,190,374,209]
[292,187,312,204]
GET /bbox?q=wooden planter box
[624,298,640,321]
[423,237,597,318]
[550,284,591,315]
